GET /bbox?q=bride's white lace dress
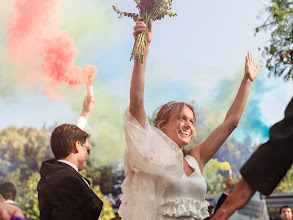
[118,108,209,220]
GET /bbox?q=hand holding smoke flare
[228,168,232,178]
[87,77,94,101]
[113,0,177,63]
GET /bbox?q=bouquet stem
[130,8,150,63]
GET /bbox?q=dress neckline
[183,155,200,178]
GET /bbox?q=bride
[118,18,259,220]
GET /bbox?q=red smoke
[42,31,97,86]
[7,0,97,98]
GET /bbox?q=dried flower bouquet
[113,0,177,63]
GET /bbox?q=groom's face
[77,139,90,171]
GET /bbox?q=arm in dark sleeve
[240,98,293,196]
[214,193,228,213]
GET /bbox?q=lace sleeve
[124,107,183,178]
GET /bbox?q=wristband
[11,217,24,220]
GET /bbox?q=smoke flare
[209,158,231,171]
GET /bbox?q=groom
[37,97,103,220]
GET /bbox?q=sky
[0,0,292,166]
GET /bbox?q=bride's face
[160,105,195,149]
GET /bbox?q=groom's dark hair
[50,124,90,159]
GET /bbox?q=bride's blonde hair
[153,101,197,137]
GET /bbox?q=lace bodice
[118,108,209,220]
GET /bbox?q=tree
[0,126,53,180]
[256,0,293,81]
[81,163,124,209]
[16,172,40,220]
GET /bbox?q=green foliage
[80,165,117,219]
[17,172,40,220]
[256,0,293,81]
[81,165,113,195]
[275,165,293,192]
[203,164,229,195]
[0,126,52,179]
[92,185,116,220]
[81,164,124,209]
[147,109,158,126]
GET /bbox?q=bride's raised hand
[133,17,152,44]
[245,51,259,81]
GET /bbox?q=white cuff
[76,116,87,130]
[223,191,229,196]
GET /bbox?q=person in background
[214,173,234,213]
[0,182,28,220]
[0,182,16,205]
[0,203,24,220]
[279,206,292,220]
[205,205,215,220]
[205,172,234,220]
[0,183,24,220]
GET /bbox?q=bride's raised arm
[129,18,153,127]
[188,51,259,172]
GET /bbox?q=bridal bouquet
[113,0,177,63]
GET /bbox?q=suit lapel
[83,177,91,186]
[75,172,103,211]
[55,160,103,211]
[56,161,91,188]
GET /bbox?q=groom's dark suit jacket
[240,98,293,196]
[37,159,103,220]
